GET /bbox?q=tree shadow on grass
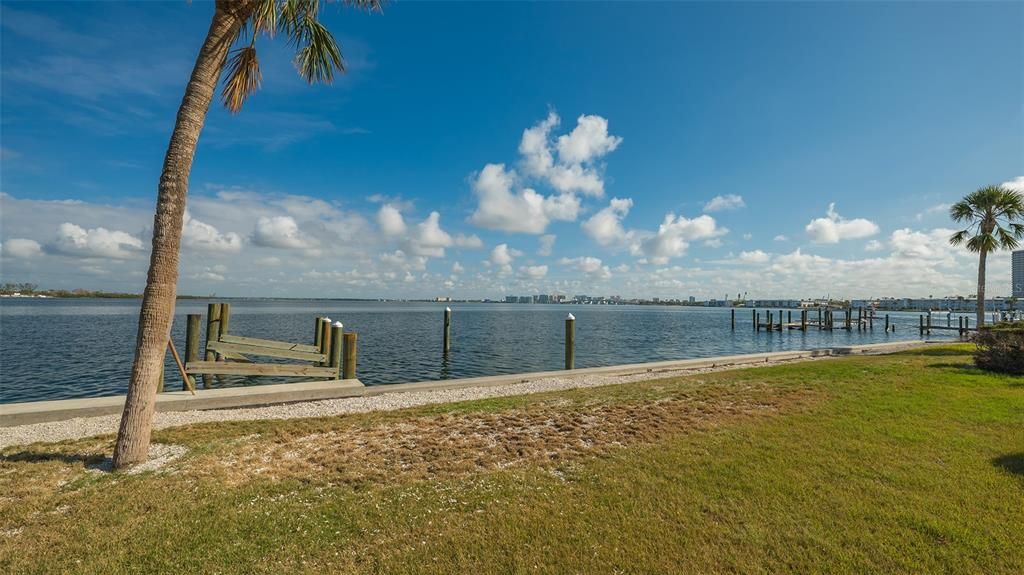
[914,347,974,357]
[1,451,110,471]
[926,362,979,371]
[993,453,1024,477]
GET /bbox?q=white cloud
[556,114,623,166]
[452,261,464,274]
[703,194,746,212]
[182,212,242,253]
[889,227,959,260]
[805,203,879,243]
[191,268,226,282]
[50,222,144,259]
[377,204,406,236]
[518,265,548,280]
[914,203,951,222]
[742,233,753,240]
[865,240,885,252]
[490,243,522,275]
[538,234,556,256]
[379,249,427,271]
[633,213,726,265]
[453,234,484,249]
[1002,176,1024,192]
[469,164,553,234]
[1,238,43,259]
[254,256,281,266]
[251,215,318,249]
[773,235,788,242]
[406,211,452,257]
[736,250,770,264]
[560,256,612,279]
[471,111,623,234]
[582,197,633,246]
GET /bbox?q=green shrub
[973,323,1024,375]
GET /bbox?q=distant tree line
[0,283,141,298]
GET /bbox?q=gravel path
[0,355,829,449]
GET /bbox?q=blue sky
[1,1,1021,299]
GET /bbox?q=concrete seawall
[0,340,932,427]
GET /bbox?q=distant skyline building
[1013,250,1024,298]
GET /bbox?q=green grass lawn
[1,345,1022,574]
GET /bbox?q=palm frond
[293,17,344,83]
[251,0,279,37]
[949,229,970,247]
[949,200,974,223]
[221,46,263,113]
[342,0,384,12]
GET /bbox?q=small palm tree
[114,0,383,469]
[949,185,1024,329]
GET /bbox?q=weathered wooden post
[185,313,201,391]
[565,313,573,366]
[752,309,757,331]
[767,311,772,332]
[204,303,222,387]
[319,317,333,366]
[801,309,807,331]
[958,315,964,336]
[919,315,924,335]
[314,317,324,349]
[926,312,932,334]
[329,322,344,379]
[220,302,231,336]
[778,310,783,331]
[343,332,358,379]
[157,358,165,393]
[444,307,452,352]
[565,313,576,369]
[884,314,890,332]
[731,308,735,330]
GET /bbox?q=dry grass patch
[195,380,819,485]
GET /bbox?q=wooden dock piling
[565,313,576,369]
[342,332,357,379]
[220,303,231,337]
[329,322,344,379]
[731,308,735,330]
[444,307,452,352]
[204,303,222,387]
[319,318,333,367]
[314,317,324,349]
[185,314,201,391]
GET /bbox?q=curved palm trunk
[976,249,987,328]
[113,4,247,469]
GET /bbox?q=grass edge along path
[1,344,1022,573]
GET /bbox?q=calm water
[0,299,963,404]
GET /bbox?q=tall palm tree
[949,185,1024,329]
[113,0,383,469]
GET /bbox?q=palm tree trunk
[977,249,987,328]
[112,4,247,469]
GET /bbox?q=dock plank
[218,334,320,354]
[185,361,337,377]
[207,340,325,363]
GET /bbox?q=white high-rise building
[1013,250,1024,298]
